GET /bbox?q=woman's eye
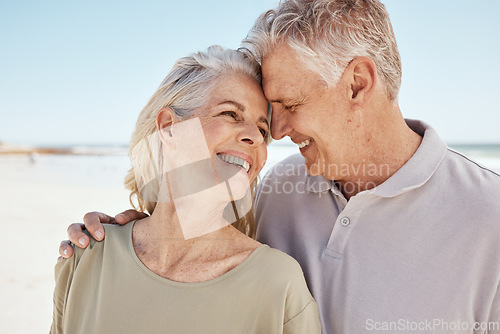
[284,105,296,112]
[259,127,268,137]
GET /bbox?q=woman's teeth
[298,139,310,149]
[217,154,250,173]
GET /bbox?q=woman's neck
[131,202,261,283]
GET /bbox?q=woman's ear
[157,107,177,145]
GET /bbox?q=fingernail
[79,237,87,246]
[63,249,68,257]
[95,230,104,240]
[115,214,124,220]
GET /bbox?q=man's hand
[58,209,148,260]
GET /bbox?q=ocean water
[1,143,499,189]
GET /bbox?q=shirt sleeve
[280,256,322,334]
[50,247,79,334]
[283,300,321,334]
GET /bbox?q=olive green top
[50,222,321,333]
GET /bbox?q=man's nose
[270,107,291,140]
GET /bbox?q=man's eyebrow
[217,100,246,111]
[269,97,306,105]
[258,116,270,128]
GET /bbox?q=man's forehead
[261,74,297,102]
[262,61,309,103]
[262,81,307,106]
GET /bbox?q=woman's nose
[238,123,264,146]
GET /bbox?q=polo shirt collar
[368,119,448,198]
[305,119,447,197]
[306,174,336,193]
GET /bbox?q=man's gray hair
[241,0,402,100]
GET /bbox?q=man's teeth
[298,139,310,149]
[217,154,250,173]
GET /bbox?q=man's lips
[292,138,313,149]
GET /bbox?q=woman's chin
[226,168,251,200]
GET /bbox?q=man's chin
[305,158,337,180]
[305,159,324,177]
[300,143,323,176]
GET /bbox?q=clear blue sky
[1,0,499,146]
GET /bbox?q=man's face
[261,45,353,180]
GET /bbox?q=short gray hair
[241,0,402,100]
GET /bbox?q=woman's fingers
[59,240,73,259]
[114,209,149,225]
[83,211,114,241]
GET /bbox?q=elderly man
[61,0,500,333]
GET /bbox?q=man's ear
[157,107,177,144]
[347,57,377,110]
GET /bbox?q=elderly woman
[50,46,320,334]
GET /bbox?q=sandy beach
[0,154,131,333]
[0,143,498,333]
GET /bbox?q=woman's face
[157,72,269,237]
[195,73,269,184]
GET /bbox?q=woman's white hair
[240,0,402,100]
[124,45,266,236]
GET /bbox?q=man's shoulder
[442,148,500,191]
[446,147,500,174]
[436,148,500,225]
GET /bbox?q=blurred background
[1,0,499,332]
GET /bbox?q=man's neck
[337,114,422,200]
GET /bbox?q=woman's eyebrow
[217,100,246,111]
[218,100,268,127]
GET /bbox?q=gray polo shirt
[255,120,500,334]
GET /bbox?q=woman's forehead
[204,76,267,115]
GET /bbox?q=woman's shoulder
[54,222,133,283]
[248,245,318,327]
[101,222,134,245]
[250,245,308,284]
[257,245,302,267]
[69,222,133,263]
